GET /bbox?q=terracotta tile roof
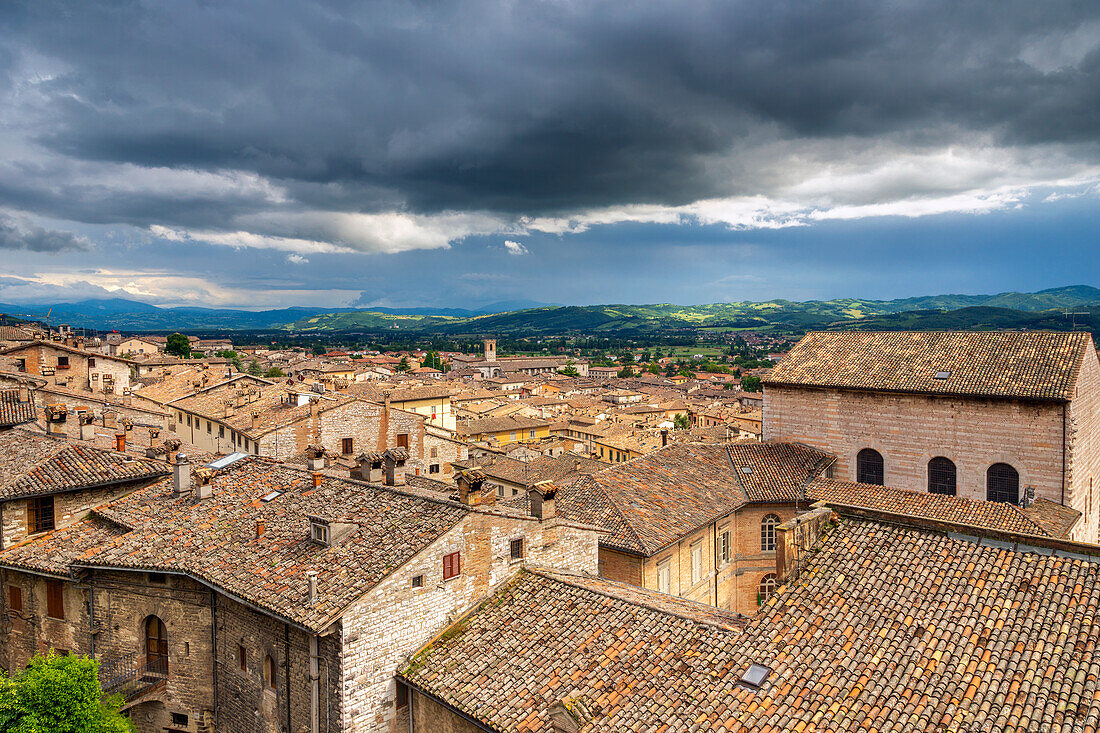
[558,442,829,555]
[453,453,604,489]
[807,478,1076,537]
[0,430,168,500]
[763,330,1092,401]
[1020,497,1083,538]
[403,519,1100,732]
[458,415,549,436]
[0,389,36,427]
[400,568,746,731]
[169,384,362,437]
[728,442,834,502]
[1,458,470,631]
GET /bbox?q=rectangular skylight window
[207,452,249,469]
[739,663,772,690]
[934,370,951,380]
[741,466,753,474]
[261,490,284,503]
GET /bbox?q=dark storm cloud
[3,0,1098,218]
[0,215,90,252]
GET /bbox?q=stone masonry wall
[90,569,214,733]
[0,569,89,671]
[1069,347,1100,542]
[764,385,1068,508]
[338,509,598,733]
[1,483,151,548]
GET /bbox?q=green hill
[281,285,1100,336]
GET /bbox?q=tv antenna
[1064,308,1089,331]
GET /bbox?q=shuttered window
[443,551,461,580]
[9,585,22,613]
[342,438,354,455]
[397,433,409,449]
[45,580,64,619]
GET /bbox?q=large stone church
[763,330,1100,542]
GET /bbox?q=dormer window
[310,521,330,545]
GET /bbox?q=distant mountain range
[0,286,1097,336]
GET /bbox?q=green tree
[263,366,285,378]
[165,333,191,358]
[616,365,634,378]
[397,356,410,372]
[247,359,263,376]
[0,652,131,732]
[421,351,443,370]
[557,366,580,378]
[647,363,661,375]
[673,413,691,430]
[741,375,763,392]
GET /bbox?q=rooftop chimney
[250,410,260,431]
[661,429,669,447]
[306,445,327,471]
[311,472,323,489]
[114,432,126,453]
[195,471,213,500]
[173,454,192,497]
[307,571,318,605]
[256,520,265,539]
[457,470,489,506]
[529,481,557,521]
[383,448,408,486]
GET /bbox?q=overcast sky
[1,0,1098,309]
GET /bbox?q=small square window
[411,575,424,588]
[510,538,524,561]
[342,438,354,455]
[429,464,440,474]
[311,523,329,545]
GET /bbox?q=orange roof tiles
[763,330,1092,401]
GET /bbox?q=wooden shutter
[9,585,22,612]
[397,433,409,448]
[45,580,64,619]
[443,551,461,580]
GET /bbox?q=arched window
[760,514,780,552]
[263,654,277,689]
[987,463,1019,504]
[856,449,884,485]
[927,457,957,496]
[144,616,168,676]
[758,574,777,605]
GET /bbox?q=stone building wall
[90,570,215,733]
[338,510,598,733]
[408,690,484,733]
[213,593,341,733]
[1069,348,1100,541]
[764,385,1069,507]
[0,569,89,670]
[1,484,144,548]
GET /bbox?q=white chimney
[173,454,192,496]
